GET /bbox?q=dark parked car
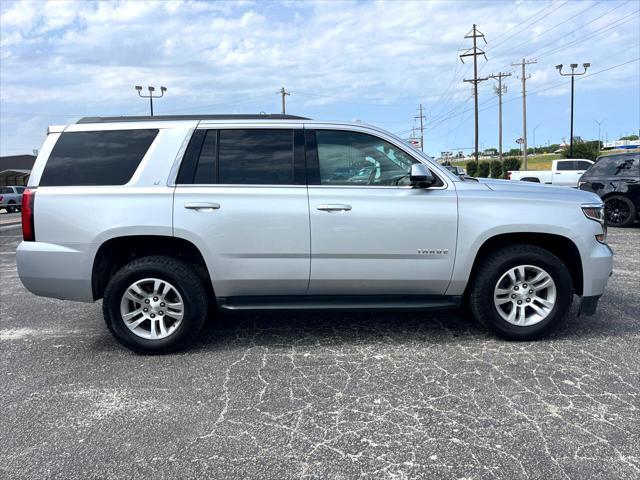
[579,152,640,227]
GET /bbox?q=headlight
[582,204,607,243]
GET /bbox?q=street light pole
[556,63,590,157]
[533,123,541,153]
[135,85,167,116]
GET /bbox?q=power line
[489,0,570,51]
[534,9,640,60]
[496,0,606,58]
[489,1,558,44]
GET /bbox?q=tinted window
[14,186,25,193]
[316,130,418,186]
[40,129,158,186]
[218,129,293,185]
[575,161,592,170]
[556,161,575,171]
[586,154,640,177]
[193,130,217,184]
[0,187,11,194]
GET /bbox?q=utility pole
[135,85,167,116]
[556,63,590,157]
[488,72,511,161]
[278,87,290,115]
[414,103,426,151]
[511,58,536,169]
[594,118,605,154]
[460,24,488,165]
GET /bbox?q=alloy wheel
[119,278,185,340]
[493,265,557,327]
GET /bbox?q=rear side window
[575,161,592,170]
[586,155,640,177]
[218,129,293,185]
[40,129,158,186]
[556,161,575,171]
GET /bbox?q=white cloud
[0,0,638,155]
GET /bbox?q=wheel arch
[465,232,583,297]
[92,235,213,301]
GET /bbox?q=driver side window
[316,130,418,186]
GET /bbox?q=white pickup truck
[508,159,594,187]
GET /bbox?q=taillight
[22,188,36,241]
[507,171,512,180]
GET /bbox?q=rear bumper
[16,241,94,302]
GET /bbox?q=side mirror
[410,164,436,187]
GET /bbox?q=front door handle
[184,202,220,211]
[317,204,352,212]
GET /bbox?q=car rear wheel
[103,255,208,354]
[604,195,636,227]
[6,202,16,213]
[469,244,573,340]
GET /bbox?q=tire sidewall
[478,251,573,338]
[605,195,636,227]
[105,262,205,353]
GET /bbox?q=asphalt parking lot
[1,227,639,480]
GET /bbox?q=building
[0,154,36,186]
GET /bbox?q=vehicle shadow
[189,294,639,352]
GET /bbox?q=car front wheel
[604,195,636,227]
[469,244,573,340]
[103,255,208,354]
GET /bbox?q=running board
[217,295,462,311]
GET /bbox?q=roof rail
[76,114,310,124]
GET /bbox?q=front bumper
[578,295,602,316]
[581,241,613,297]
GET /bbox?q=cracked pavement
[1,227,639,479]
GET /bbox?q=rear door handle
[317,204,352,212]
[184,202,220,211]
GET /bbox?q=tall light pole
[556,63,590,157]
[135,85,167,116]
[594,118,605,154]
[533,123,541,153]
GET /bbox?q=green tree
[466,161,478,176]
[561,141,601,161]
[619,135,639,141]
[507,148,521,156]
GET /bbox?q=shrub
[477,161,490,178]
[490,160,503,178]
[502,157,522,178]
[466,161,478,177]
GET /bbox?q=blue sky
[1,0,638,158]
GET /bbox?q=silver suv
[17,115,613,353]
[0,185,25,213]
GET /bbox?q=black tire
[103,255,208,354]
[469,244,573,340]
[6,202,16,213]
[604,195,636,227]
